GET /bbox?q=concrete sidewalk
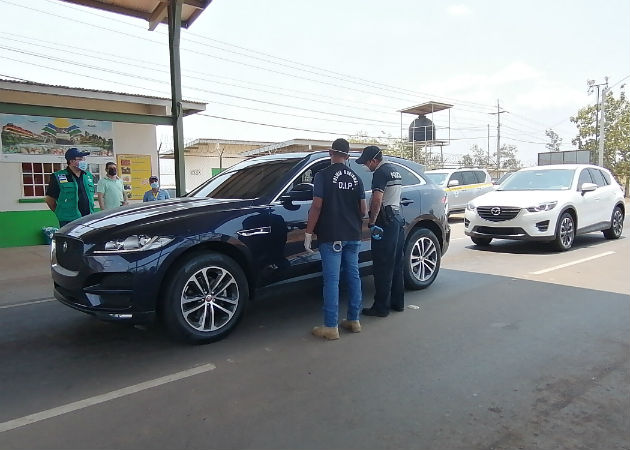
[0,244,52,307]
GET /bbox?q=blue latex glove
[370,225,384,240]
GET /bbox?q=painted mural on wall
[0,114,113,160]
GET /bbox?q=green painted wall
[0,210,59,247]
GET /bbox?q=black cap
[65,147,90,161]
[330,138,350,156]
[149,175,159,182]
[356,145,382,164]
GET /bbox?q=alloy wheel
[559,215,574,248]
[612,209,624,237]
[180,266,239,332]
[410,236,438,282]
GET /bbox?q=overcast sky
[1,0,628,165]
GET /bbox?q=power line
[40,0,499,112]
[1,0,498,116]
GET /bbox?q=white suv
[465,164,625,251]
[424,168,493,214]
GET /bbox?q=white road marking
[530,251,615,275]
[0,363,216,433]
[0,298,55,310]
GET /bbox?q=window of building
[21,162,101,197]
[21,162,63,197]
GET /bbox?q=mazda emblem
[491,207,501,216]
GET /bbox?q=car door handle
[401,199,414,206]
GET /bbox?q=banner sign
[0,114,113,161]
[117,154,152,200]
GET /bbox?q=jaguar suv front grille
[477,206,521,222]
[54,236,85,271]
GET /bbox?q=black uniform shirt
[313,163,365,243]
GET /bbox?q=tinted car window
[473,170,487,183]
[424,172,448,185]
[391,163,423,186]
[449,172,464,185]
[577,169,593,188]
[347,159,375,190]
[188,159,301,199]
[461,171,478,185]
[588,168,607,187]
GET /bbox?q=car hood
[473,189,569,207]
[63,197,256,238]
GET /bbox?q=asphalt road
[1,214,628,450]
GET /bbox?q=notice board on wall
[116,154,152,200]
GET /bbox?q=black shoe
[391,306,404,312]
[362,307,388,317]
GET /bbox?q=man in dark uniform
[356,145,405,317]
[305,138,368,340]
[45,148,95,227]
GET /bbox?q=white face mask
[77,160,88,171]
[150,182,159,189]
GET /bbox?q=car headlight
[97,235,174,253]
[466,202,476,211]
[526,201,557,212]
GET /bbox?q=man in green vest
[45,147,95,227]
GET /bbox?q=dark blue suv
[51,152,450,343]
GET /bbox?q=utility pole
[489,100,507,171]
[598,84,609,167]
[587,77,608,152]
[487,124,490,167]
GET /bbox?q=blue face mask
[150,182,159,189]
[77,161,88,172]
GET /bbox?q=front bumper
[51,235,171,322]
[464,208,558,242]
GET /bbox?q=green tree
[545,128,562,152]
[494,144,521,170]
[460,144,489,167]
[570,89,630,194]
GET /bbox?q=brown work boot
[340,319,361,333]
[312,326,340,340]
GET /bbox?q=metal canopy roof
[61,0,212,30]
[399,101,453,116]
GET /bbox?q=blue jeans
[319,240,362,327]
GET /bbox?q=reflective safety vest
[53,169,95,222]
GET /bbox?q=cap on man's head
[330,138,350,156]
[149,175,159,182]
[356,145,382,165]
[65,147,90,161]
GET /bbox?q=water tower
[399,101,452,167]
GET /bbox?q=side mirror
[447,179,460,187]
[580,182,597,193]
[280,183,313,202]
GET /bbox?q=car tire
[161,252,248,344]
[471,237,492,246]
[553,212,575,251]
[603,206,624,239]
[404,228,441,290]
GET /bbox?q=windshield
[425,172,448,185]
[499,169,575,191]
[187,158,302,199]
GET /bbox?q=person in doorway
[97,161,127,210]
[356,145,405,317]
[45,147,95,227]
[305,138,367,340]
[143,176,171,202]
